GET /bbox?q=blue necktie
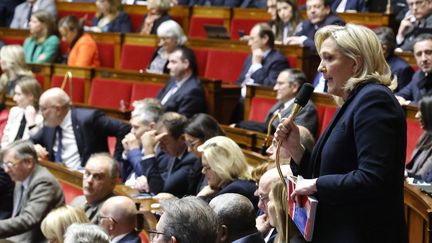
[54,126,63,162]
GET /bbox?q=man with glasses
[396,0,432,51]
[150,196,218,243]
[31,87,130,169]
[99,196,140,243]
[71,153,118,224]
[254,166,291,242]
[0,140,64,242]
[285,0,345,51]
[120,98,163,189]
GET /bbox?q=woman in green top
[23,10,59,64]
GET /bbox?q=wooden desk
[404,182,432,243]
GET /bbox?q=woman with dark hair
[85,0,132,33]
[184,113,225,194]
[23,10,59,63]
[275,0,302,44]
[58,15,100,67]
[406,96,432,182]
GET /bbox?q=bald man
[99,196,140,243]
[31,88,130,169]
[255,166,291,242]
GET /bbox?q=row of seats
[0,27,318,81]
[55,2,393,40]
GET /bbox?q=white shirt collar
[60,110,72,130]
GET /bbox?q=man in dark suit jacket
[99,196,141,243]
[236,69,318,135]
[0,140,64,242]
[0,0,24,27]
[157,46,206,118]
[237,23,289,95]
[285,0,345,50]
[397,34,432,104]
[331,0,367,12]
[210,193,265,243]
[139,112,198,198]
[31,87,130,169]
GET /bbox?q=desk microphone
[260,83,315,155]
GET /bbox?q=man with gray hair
[71,153,119,224]
[0,140,64,242]
[120,98,163,187]
[210,193,265,243]
[153,196,218,243]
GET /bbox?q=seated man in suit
[31,87,130,169]
[235,69,318,136]
[285,0,345,51]
[157,46,206,118]
[137,112,199,198]
[120,98,163,187]
[237,23,289,98]
[375,27,414,92]
[254,166,291,243]
[331,0,367,13]
[71,153,118,224]
[397,34,432,104]
[10,0,57,29]
[396,0,432,52]
[99,196,140,243]
[210,193,265,243]
[0,140,64,242]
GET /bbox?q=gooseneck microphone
[261,83,315,155]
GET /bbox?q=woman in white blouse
[1,77,43,147]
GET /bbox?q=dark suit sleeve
[395,65,414,91]
[314,89,405,205]
[294,101,318,136]
[162,156,196,197]
[93,113,130,162]
[176,86,206,118]
[396,77,415,101]
[0,179,64,237]
[110,11,132,33]
[251,52,289,87]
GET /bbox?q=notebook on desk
[204,25,231,40]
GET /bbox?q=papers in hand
[287,176,318,242]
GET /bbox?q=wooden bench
[404,182,432,243]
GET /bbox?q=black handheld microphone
[260,83,315,155]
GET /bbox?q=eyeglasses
[185,139,201,148]
[97,215,118,224]
[258,193,270,203]
[83,171,106,181]
[0,159,23,169]
[148,230,169,242]
[202,164,212,172]
[39,105,56,112]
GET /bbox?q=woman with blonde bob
[197,136,258,209]
[0,45,34,95]
[41,206,89,243]
[275,24,407,242]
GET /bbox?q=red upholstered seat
[192,48,208,77]
[128,13,144,32]
[130,82,164,103]
[120,44,157,71]
[33,73,45,88]
[230,18,267,40]
[204,50,248,83]
[1,37,25,45]
[89,78,133,109]
[51,75,86,103]
[406,119,423,164]
[315,104,337,139]
[61,182,84,205]
[0,109,10,141]
[285,55,297,68]
[188,18,225,38]
[97,42,115,68]
[248,97,276,122]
